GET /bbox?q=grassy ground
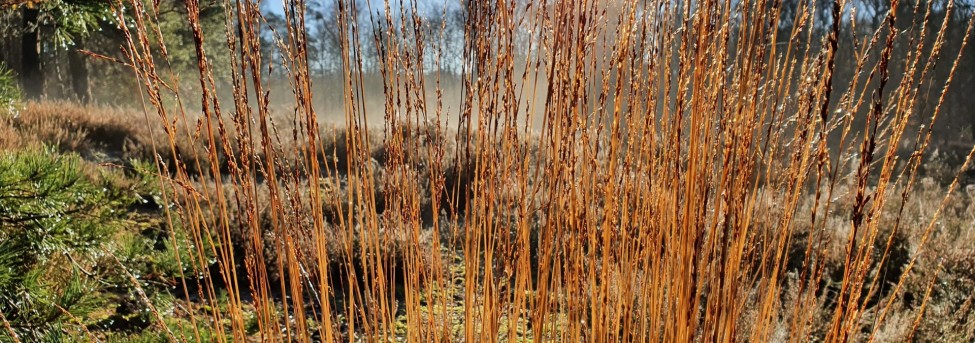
[8,0,975,339]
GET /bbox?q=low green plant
[0,149,200,341]
[0,62,19,115]
[0,148,119,340]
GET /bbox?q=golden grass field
[3,0,975,341]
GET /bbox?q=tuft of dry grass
[0,116,22,151]
[7,101,152,155]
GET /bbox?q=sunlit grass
[115,0,975,341]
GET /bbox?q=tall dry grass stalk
[116,0,974,341]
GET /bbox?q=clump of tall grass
[116,0,975,341]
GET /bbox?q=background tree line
[0,0,973,150]
[0,0,228,104]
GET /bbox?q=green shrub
[0,62,19,115]
[0,148,123,340]
[0,149,221,340]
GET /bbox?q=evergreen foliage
[0,149,205,341]
[0,62,18,114]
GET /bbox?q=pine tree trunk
[21,7,43,99]
[69,39,91,104]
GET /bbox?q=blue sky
[261,0,461,19]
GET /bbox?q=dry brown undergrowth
[42,0,975,341]
[3,97,975,341]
